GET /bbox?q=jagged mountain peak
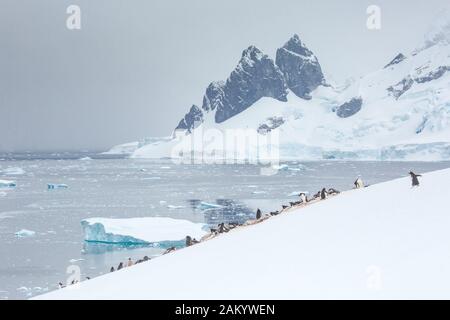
[384,53,406,69]
[241,45,264,58]
[175,104,203,133]
[281,34,314,57]
[237,45,268,70]
[276,34,325,99]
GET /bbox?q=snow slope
[102,142,139,155]
[35,168,450,299]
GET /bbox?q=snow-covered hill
[34,168,450,299]
[122,10,450,161]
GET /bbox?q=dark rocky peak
[280,34,314,57]
[175,105,204,133]
[214,46,288,123]
[202,81,225,112]
[276,34,325,99]
[384,53,406,68]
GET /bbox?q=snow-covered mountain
[112,13,450,161]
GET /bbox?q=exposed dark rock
[336,97,363,118]
[275,34,325,99]
[175,105,203,132]
[384,53,406,68]
[257,116,285,134]
[387,66,450,99]
[387,76,414,99]
[415,66,450,83]
[202,81,225,112]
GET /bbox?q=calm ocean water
[1,155,449,299]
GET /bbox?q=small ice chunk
[69,258,85,263]
[15,229,36,238]
[47,184,69,190]
[79,157,92,161]
[197,202,223,210]
[252,191,267,194]
[0,180,16,188]
[1,167,26,175]
[167,205,185,209]
[288,164,307,172]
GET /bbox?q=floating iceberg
[81,217,208,246]
[0,167,25,175]
[0,180,16,188]
[79,157,92,161]
[47,184,69,190]
[197,202,223,210]
[15,229,36,238]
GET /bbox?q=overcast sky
[0,0,448,152]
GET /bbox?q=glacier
[81,217,208,246]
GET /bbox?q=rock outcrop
[275,34,325,99]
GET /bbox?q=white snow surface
[81,217,208,244]
[36,168,450,299]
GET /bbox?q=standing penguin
[256,208,262,220]
[185,235,193,247]
[299,193,307,204]
[354,177,364,189]
[409,171,422,187]
[320,188,328,200]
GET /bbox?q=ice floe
[15,229,36,238]
[47,184,69,190]
[81,217,208,246]
[0,180,16,188]
[197,202,224,210]
[0,167,26,175]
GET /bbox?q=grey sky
[0,0,448,152]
